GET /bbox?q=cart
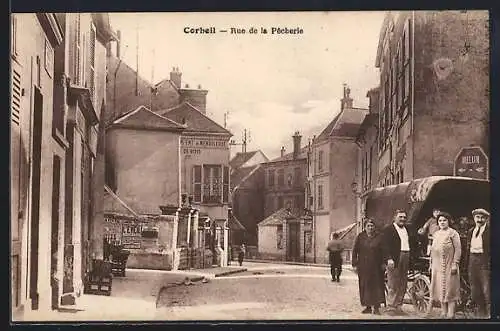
[364,176,490,318]
[104,239,130,277]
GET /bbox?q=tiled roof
[258,208,300,227]
[106,56,154,121]
[230,151,258,169]
[157,102,232,135]
[316,107,368,142]
[109,105,186,131]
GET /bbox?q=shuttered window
[222,165,229,203]
[11,68,21,125]
[11,15,18,57]
[74,14,81,85]
[89,23,96,105]
[193,165,202,203]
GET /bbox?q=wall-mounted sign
[181,137,228,149]
[183,148,201,155]
[454,146,489,180]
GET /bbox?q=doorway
[287,222,300,262]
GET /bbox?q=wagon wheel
[409,274,432,315]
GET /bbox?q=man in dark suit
[465,208,490,318]
[382,209,412,316]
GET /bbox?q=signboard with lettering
[454,146,489,180]
[181,137,228,149]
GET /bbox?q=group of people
[348,207,490,319]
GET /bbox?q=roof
[230,151,259,169]
[316,107,368,142]
[356,113,379,141]
[108,105,186,131]
[157,102,232,136]
[258,208,300,227]
[365,176,490,230]
[268,146,308,163]
[107,56,155,120]
[231,165,260,190]
[230,216,246,231]
[103,185,139,217]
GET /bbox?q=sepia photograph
[10,10,491,322]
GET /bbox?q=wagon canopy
[364,176,490,230]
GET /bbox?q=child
[417,208,440,255]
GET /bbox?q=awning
[104,185,139,218]
[229,216,246,231]
[332,222,357,240]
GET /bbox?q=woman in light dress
[429,211,461,318]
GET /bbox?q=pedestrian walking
[352,219,385,315]
[428,211,461,318]
[382,209,413,316]
[327,233,344,282]
[238,244,246,266]
[465,208,490,318]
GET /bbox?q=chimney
[366,87,380,114]
[292,131,302,160]
[341,84,353,110]
[116,30,121,58]
[170,67,182,88]
[180,82,208,114]
[281,146,286,157]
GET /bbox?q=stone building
[306,86,367,264]
[229,150,269,245]
[259,132,308,262]
[354,10,489,228]
[10,13,115,317]
[104,36,233,267]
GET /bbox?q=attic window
[181,117,186,124]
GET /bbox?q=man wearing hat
[466,208,490,318]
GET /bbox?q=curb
[214,268,248,277]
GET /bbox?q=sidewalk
[16,265,248,322]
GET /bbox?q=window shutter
[89,24,96,104]
[223,165,229,203]
[11,68,21,125]
[404,19,410,64]
[193,165,202,203]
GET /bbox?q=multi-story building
[307,86,367,264]
[10,12,115,317]
[105,39,233,267]
[229,150,269,245]
[10,13,64,317]
[259,132,308,262]
[354,10,489,228]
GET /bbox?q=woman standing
[352,219,386,315]
[429,212,461,318]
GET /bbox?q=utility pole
[223,111,229,128]
[229,128,251,154]
[135,19,139,96]
[150,47,155,110]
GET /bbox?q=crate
[84,260,113,296]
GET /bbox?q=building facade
[307,86,367,264]
[10,13,64,317]
[354,10,489,229]
[229,150,269,245]
[10,12,115,317]
[260,132,308,262]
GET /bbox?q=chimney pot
[198,84,202,89]
[185,83,189,88]
[281,146,286,157]
[170,67,182,88]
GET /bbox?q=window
[278,196,284,209]
[294,167,302,187]
[11,67,21,126]
[266,196,274,215]
[317,184,324,210]
[193,165,229,204]
[268,170,275,187]
[318,150,324,172]
[11,15,18,57]
[277,169,284,187]
[294,195,302,211]
[74,14,82,85]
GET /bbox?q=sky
[109,11,385,159]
